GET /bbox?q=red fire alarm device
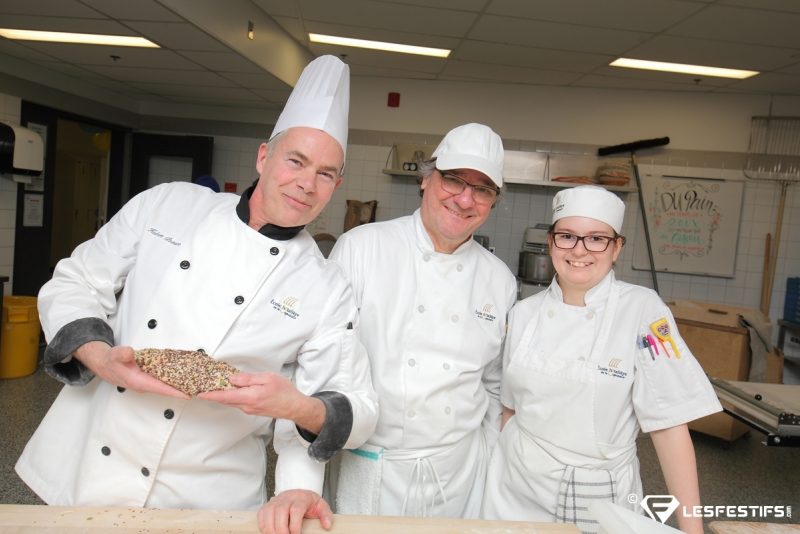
[387,92,400,107]
[224,182,238,193]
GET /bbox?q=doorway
[14,102,127,297]
[49,119,110,265]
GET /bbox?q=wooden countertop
[709,521,800,533]
[0,505,580,533]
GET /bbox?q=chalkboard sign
[633,174,744,277]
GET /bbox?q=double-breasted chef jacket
[482,271,721,526]
[330,209,518,518]
[16,181,378,510]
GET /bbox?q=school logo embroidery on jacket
[270,296,300,319]
[474,304,497,322]
[148,227,181,246]
[597,358,628,379]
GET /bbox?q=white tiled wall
[0,92,21,291]
[208,136,800,330]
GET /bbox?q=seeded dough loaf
[134,348,239,396]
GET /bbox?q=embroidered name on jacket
[271,297,300,319]
[597,358,628,379]
[148,227,181,246]
[474,304,497,322]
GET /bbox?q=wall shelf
[382,168,419,177]
[382,151,636,192]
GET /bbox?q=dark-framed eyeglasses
[551,232,623,252]
[437,170,499,204]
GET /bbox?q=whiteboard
[633,174,744,278]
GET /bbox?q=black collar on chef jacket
[237,180,304,241]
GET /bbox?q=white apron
[483,279,640,534]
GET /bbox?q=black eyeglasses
[551,232,624,252]
[437,170,499,204]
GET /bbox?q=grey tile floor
[1,357,798,533]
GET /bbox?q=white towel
[335,444,384,515]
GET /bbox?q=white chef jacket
[330,209,517,518]
[16,182,378,510]
[482,271,721,529]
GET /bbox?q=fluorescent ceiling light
[309,33,449,58]
[610,58,758,79]
[0,28,159,48]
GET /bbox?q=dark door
[14,102,127,297]
[129,133,213,197]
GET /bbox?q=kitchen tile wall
[0,92,21,290]
[210,134,800,327]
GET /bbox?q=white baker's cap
[432,123,504,187]
[269,55,350,156]
[552,185,625,233]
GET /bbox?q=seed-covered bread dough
[134,348,240,396]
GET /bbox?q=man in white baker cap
[482,185,720,534]
[17,55,377,534]
[329,123,518,518]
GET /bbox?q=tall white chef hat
[269,55,350,157]
[552,185,625,233]
[432,123,505,187]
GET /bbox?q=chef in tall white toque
[16,55,377,534]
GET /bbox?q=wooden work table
[0,505,580,533]
[709,521,800,533]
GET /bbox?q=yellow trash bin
[0,296,41,379]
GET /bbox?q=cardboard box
[668,300,772,442]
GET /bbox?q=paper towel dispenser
[0,122,44,183]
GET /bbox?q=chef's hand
[257,489,332,534]
[74,341,189,399]
[198,372,325,433]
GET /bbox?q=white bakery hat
[432,123,504,187]
[269,55,350,156]
[552,185,625,233]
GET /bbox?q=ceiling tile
[0,40,59,62]
[369,0,487,11]
[454,40,612,71]
[349,65,437,79]
[79,0,183,21]
[593,64,732,87]
[720,0,800,13]
[125,21,230,51]
[22,42,204,69]
[572,73,714,92]
[0,0,104,18]
[725,71,800,93]
[487,0,706,32]
[667,5,800,49]
[251,0,302,19]
[271,16,308,44]
[441,60,583,85]
[219,72,289,90]
[297,0,478,38]
[624,35,798,72]
[128,83,263,101]
[179,51,265,74]
[308,43,447,74]
[82,65,238,86]
[0,14,134,34]
[469,14,651,55]
[303,20,459,49]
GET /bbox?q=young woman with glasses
[482,185,721,534]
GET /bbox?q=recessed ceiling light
[309,33,449,58]
[0,28,159,48]
[610,58,758,80]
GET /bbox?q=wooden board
[0,505,580,533]
[709,521,800,533]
